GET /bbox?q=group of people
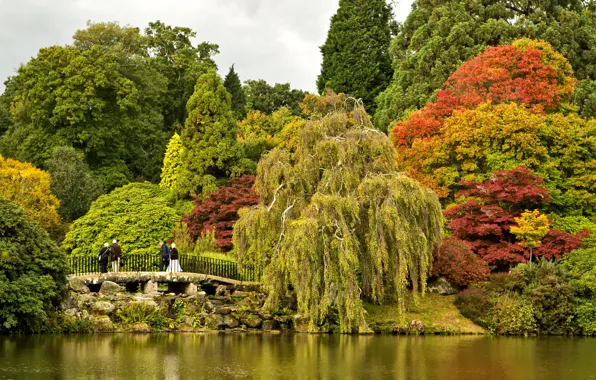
[97,240,183,274]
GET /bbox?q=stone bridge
[71,272,261,296]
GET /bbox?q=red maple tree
[444,167,585,269]
[432,237,490,287]
[183,175,259,251]
[391,40,575,148]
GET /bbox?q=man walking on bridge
[159,240,170,271]
[111,239,122,273]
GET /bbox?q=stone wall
[59,277,296,333]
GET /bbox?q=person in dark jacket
[98,242,110,273]
[159,241,170,271]
[166,243,182,272]
[111,239,122,273]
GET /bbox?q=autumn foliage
[391,39,575,148]
[432,237,490,287]
[444,167,585,268]
[183,175,259,251]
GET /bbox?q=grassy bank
[364,292,484,335]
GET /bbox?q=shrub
[559,248,596,298]
[62,182,181,256]
[454,287,490,328]
[551,215,596,249]
[114,303,168,330]
[488,292,537,336]
[433,237,490,287]
[575,299,596,336]
[0,199,68,332]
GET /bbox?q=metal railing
[68,254,261,282]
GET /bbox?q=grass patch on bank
[364,292,485,334]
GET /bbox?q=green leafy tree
[243,79,306,115]
[233,103,442,333]
[177,70,249,196]
[62,182,181,256]
[145,20,219,127]
[0,199,68,332]
[160,132,183,191]
[223,65,246,120]
[374,0,596,131]
[317,0,393,114]
[1,23,168,189]
[511,210,551,265]
[47,146,103,222]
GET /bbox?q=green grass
[364,292,485,334]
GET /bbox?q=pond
[1,334,595,379]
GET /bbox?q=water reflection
[0,334,595,379]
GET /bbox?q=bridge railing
[68,254,261,282]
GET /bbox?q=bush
[551,215,596,249]
[0,199,68,332]
[62,183,181,256]
[114,303,168,330]
[488,292,537,336]
[433,237,490,287]
[454,287,490,327]
[559,248,596,297]
[575,299,596,336]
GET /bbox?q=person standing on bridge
[111,239,122,273]
[98,242,110,274]
[167,243,183,272]
[159,240,170,271]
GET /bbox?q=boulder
[214,306,234,315]
[64,308,78,318]
[427,277,459,295]
[241,315,262,329]
[99,281,122,295]
[293,314,310,332]
[92,301,115,315]
[75,294,95,309]
[91,316,114,332]
[205,314,225,330]
[409,320,425,334]
[130,323,151,333]
[215,285,229,296]
[184,283,198,296]
[143,280,158,294]
[68,278,90,294]
[223,315,240,328]
[262,320,278,331]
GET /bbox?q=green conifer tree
[317,0,393,115]
[223,65,246,120]
[177,70,248,196]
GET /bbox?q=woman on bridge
[167,243,183,273]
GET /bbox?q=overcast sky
[0,0,414,93]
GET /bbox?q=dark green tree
[316,0,393,115]
[47,146,103,222]
[374,0,596,131]
[178,70,250,196]
[223,65,246,120]
[145,21,219,127]
[0,198,68,332]
[233,102,442,333]
[243,79,306,115]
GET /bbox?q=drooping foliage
[184,175,258,251]
[177,70,250,196]
[432,237,490,287]
[0,154,60,230]
[160,132,183,191]
[62,182,180,256]
[374,0,596,130]
[243,79,306,116]
[317,0,393,114]
[445,167,585,268]
[233,103,442,333]
[0,199,68,332]
[223,65,246,120]
[47,146,102,223]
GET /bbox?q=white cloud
[0,0,414,92]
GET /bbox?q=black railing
[68,254,261,282]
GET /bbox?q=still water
[0,333,595,380]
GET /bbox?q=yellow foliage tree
[159,132,183,191]
[511,210,550,265]
[0,154,60,229]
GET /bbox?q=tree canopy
[233,102,442,333]
[223,65,246,120]
[243,79,306,115]
[0,199,68,332]
[62,182,181,256]
[317,0,393,114]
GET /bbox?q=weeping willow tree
[233,102,442,333]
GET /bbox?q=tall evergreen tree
[223,65,246,120]
[374,0,596,131]
[316,0,393,114]
[177,70,249,196]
